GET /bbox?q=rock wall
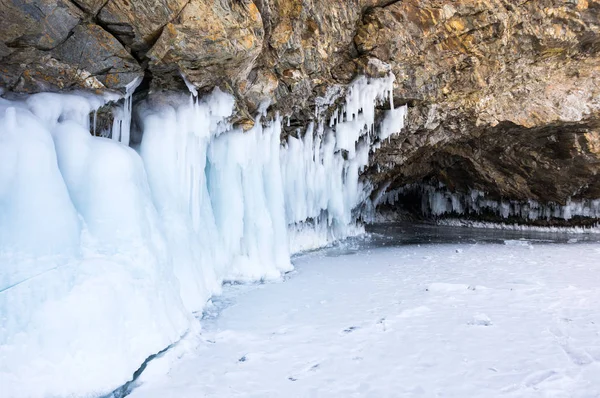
[360,0,600,205]
[1,0,599,210]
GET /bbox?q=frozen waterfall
[0,75,406,397]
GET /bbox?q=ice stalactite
[379,184,600,222]
[138,89,292,312]
[380,103,408,141]
[0,73,408,398]
[282,74,407,251]
[111,76,142,146]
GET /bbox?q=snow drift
[0,75,406,397]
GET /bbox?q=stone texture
[0,47,85,92]
[0,0,142,92]
[53,24,143,89]
[2,0,84,50]
[97,0,188,53]
[147,0,264,97]
[358,0,600,204]
[71,0,107,14]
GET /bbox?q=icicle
[258,100,271,117]
[380,104,407,141]
[389,75,395,110]
[180,71,199,98]
[281,73,402,250]
[4,106,17,130]
[111,116,122,142]
[111,76,142,146]
[380,183,600,222]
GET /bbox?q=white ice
[0,93,189,398]
[130,239,600,398]
[0,73,409,397]
[111,76,142,146]
[282,74,407,251]
[137,90,292,313]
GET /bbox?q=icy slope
[0,74,407,397]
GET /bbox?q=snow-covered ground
[129,226,600,398]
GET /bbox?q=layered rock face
[1,0,599,219]
[359,0,600,207]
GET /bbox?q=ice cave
[2,1,600,397]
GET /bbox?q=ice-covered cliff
[0,74,406,397]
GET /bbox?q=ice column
[0,92,189,398]
[138,89,292,311]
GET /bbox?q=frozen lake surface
[129,224,600,398]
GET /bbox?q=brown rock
[0,22,142,92]
[1,0,83,50]
[238,68,279,113]
[97,0,188,52]
[0,48,82,92]
[71,0,108,14]
[147,0,264,94]
[52,24,143,89]
[359,0,600,204]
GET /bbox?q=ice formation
[137,90,291,311]
[379,184,600,222]
[0,73,407,397]
[111,77,141,145]
[0,92,189,398]
[282,74,406,251]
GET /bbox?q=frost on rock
[0,73,409,397]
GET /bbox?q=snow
[0,73,410,397]
[128,229,600,398]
